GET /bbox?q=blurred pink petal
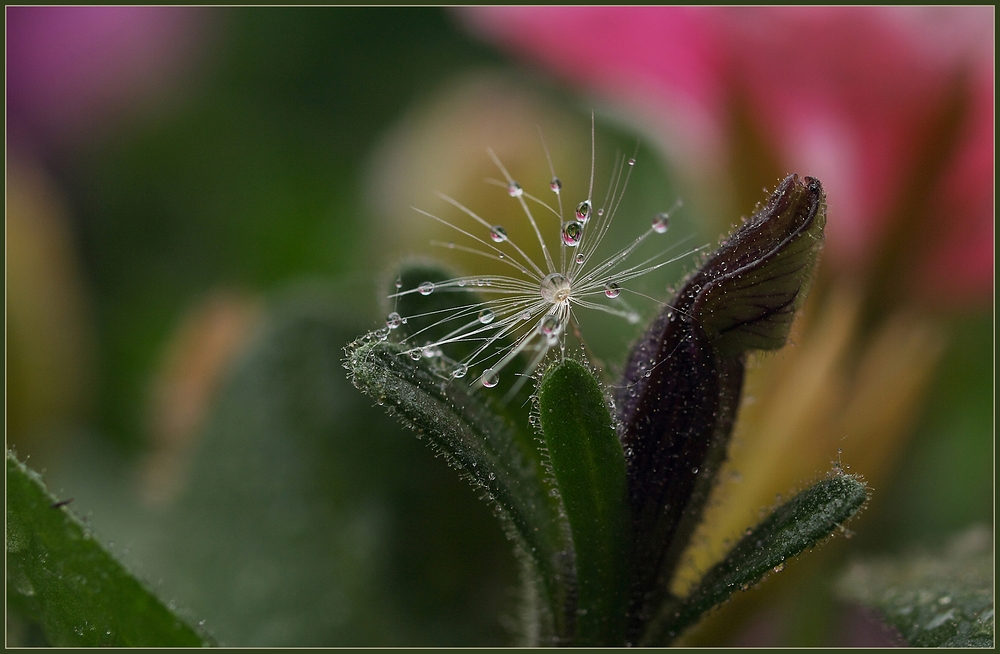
[460,6,994,302]
[7,6,212,147]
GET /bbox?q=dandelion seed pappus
[383,117,704,401]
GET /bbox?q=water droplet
[482,368,499,388]
[395,278,402,290]
[562,221,584,247]
[452,364,468,379]
[575,200,592,223]
[478,308,495,324]
[627,157,636,166]
[198,620,206,627]
[488,472,496,481]
[457,279,466,287]
[520,310,532,320]
[550,177,562,193]
[507,181,523,197]
[489,225,508,242]
[409,350,421,360]
[652,212,670,234]
[773,562,785,573]
[386,312,402,329]
[539,315,562,336]
[418,281,435,296]
[575,253,585,264]
[691,466,699,474]
[604,282,621,298]
[597,207,604,217]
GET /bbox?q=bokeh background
[6,7,993,646]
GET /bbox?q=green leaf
[344,335,574,643]
[537,359,631,646]
[836,526,994,647]
[5,451,210,647]
[643,473,868,645]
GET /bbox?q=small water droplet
[773,562,785,573]
[457,279,466,287]
[604,282,621,298]
[562,221,583,247]
[418,281,435,296]
[691,466,699,474]
[198,620,206,627]
[452,364,468,379]
[386,312,402,329]
[507,181,523,197]
[489,225,508,242]
[488,472,496,481]
[395,278,402,290]
[520,310,532,320]
[575,200,592,223]
[597,207,604,217]
[550,177,562,193]
[482,368,499,388]
[652,212,670,234]
[575,253,585,264]
[478,308,495,324]
[627,157,636,166]
[409,350,421,360]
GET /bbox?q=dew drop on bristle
[520,310,532,320]
[409,349,421,360]
[628,157,636,166]
[539,314,561,336]
[562,221,584,247]
[478,308,495,324]
[452,363,468,379]
[418,281,435,296]
[575,253,585,264]
[575,200,592,223]
[489,225,508,243]
[597,208,604,217]
[507,181,523,197]
[482,368,500,387]
[652,212,670,234]
[550,177,562,193]
[395,278,402,290]
[386,312,402,329]
[604,282,621,298]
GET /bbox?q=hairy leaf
[6,452,210,647]
[644,473,868,645]
[537,359,630,646]
[344,336,574,643]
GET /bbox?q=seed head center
[540,273,572,305]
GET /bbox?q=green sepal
[343,336,574,643]
[644,473,868,645]
[6,452,211,647]
[537,358,631,646]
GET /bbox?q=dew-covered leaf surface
[836,525,994,647]
[6,451,210,647]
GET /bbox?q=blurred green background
[6,7,992,646]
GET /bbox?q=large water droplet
[604,282,621,298]
[489,225,507,243]
[507,181,523,197]
[452,363,468,379]
[418,281,435,296]
[550,177,562,193]
[562,221,583,247]
[386,312,402,329]
[652,212,670,234]
[482,368,499,388]
[575,200,592,223]
[539,314,561,336]
[478,308,495,324]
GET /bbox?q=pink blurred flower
[460,7,994,305]
[7,6,212,149]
